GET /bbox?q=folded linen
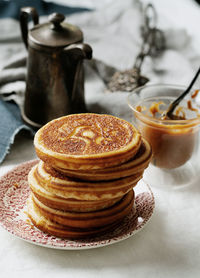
[0,0,199,164]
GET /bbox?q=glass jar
[128,84,200,189]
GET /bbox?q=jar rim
[127,83,200,127]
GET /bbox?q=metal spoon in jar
[163,66,200,120]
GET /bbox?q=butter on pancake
[34,113,141,170]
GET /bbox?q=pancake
[28,197,131,239]
[56,138,152,181]
[27,191,135,239]
[34,113,141,170]
[31,190,134,228]
[29,162,142,200]
[30,176,122,212]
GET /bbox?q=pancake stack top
[27,113,152,239]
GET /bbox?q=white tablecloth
[1,0,200,277]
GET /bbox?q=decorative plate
[0,160,155,250]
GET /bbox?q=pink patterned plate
[0,160,155,250]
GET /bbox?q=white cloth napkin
[1,0,200,122]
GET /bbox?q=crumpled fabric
[0,0,200,163]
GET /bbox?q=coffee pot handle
[63,43,92,109]
[20,7,39,48]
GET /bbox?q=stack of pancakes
[27,113,152,239]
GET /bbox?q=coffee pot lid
[29,13,83,48]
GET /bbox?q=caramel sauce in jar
[137,117,198,168]
[135,100,200,169]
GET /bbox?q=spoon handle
[167,66,200,117]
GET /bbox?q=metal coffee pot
[20,7,92,128]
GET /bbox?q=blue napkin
[0,99,33,163]
[0,0,90,19]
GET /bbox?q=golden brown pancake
[27,191,135,239]
[34,113,141,170]
[28,197,127,239]
[31,190,134,228]
[29,162,142,201]
[27,113,152,239]
[30,175,122,212]
[56,138,152,181]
